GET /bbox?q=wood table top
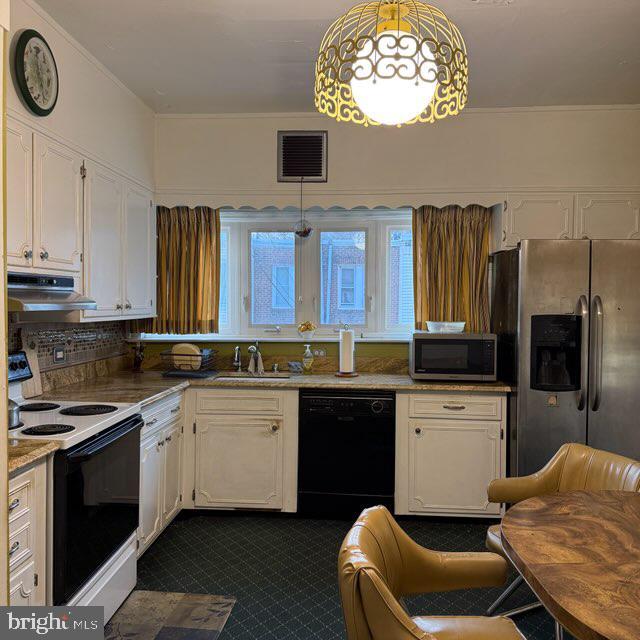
[501,490,640,640]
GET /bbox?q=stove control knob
[371,400,384,414]
[9,362,18,371]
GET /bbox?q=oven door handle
[67,415,143,462]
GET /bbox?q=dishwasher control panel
[300,391,395,417]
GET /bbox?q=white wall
[7,0,154,187]
[155,106,640,210]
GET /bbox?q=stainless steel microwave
[409,333,497,381]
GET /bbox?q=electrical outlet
[53,345,66,364]
[313,349,326,357]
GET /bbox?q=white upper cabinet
[33,133,83,272]
[123,184,155,316]
[6,118,33,268]
[83,162,123,318]
[576,194,640,240]
[502,193,574,248]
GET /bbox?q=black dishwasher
[298,389,395,516]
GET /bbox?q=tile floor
[138,512,560,640]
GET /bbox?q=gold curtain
[413,205,491,333]
[137,206,221,334]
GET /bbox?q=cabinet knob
[39,249,49,260]
[158,441,164,447]
[415,427,422,435]
[165,435,172,443]
[271,424,280,432]
[170,407,180,414]
[116,303,123,310]
[125,302,132,310]
[23,249,32,260]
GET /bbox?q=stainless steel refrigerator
[492,239,640,476]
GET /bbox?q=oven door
[411,336,496,380]
[53,415,142,605]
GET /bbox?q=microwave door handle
[67,416,142,462]
[577,295,589,410]
[589,295,604,411]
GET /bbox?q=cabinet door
[123,183,155,317]
[503,193,574,247]
[33,134,83,272]
[162,421,183,524]
[195,417,283,509]
[6,118,33,268]
[138,434,163,553]
[9,560,39,606]
[83,162,123,318]
[576,194,640,239]
[408,419,501,515]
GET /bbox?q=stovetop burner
[20,402,61,412]
[22,424,76,436]
[60,404,118,416]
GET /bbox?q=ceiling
[36,0,640,113]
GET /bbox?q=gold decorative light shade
[314,0,468,127]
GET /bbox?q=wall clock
[14,29,59,116]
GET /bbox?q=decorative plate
[14,29,59,116]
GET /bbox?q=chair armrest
[487,444,570,504]
[401,549,508,595]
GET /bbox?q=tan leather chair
[485,443,640,618]
[338,505,525,640]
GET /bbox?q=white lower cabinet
[9,461,47,606]
[195,417,283,509]
[396,392,506,517]
[138,393,184,556]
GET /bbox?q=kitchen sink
[215,371,291,380]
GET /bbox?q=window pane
[218,229,229,326]
[251,232,295,324]
[321,231,366,325]
[386,229,414,327]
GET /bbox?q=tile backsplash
[9,321,129,372]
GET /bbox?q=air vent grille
[278,131,327,182]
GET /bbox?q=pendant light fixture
[315,0,468,127]
[293,178,313,238]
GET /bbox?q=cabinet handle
[146,418,158,426]
[23,249,32,260]
[158,441,164,447]
[165,435,172,443]
[443,404,466,411]
[9,541,20,557]
[170,407,180,414]
[271,424,280,432]
[414,427,422,435]
[39,250,49,260]
[9,498,20,512]
[501,230,506,242]
[125,302,132,310]
[116,303,123,310]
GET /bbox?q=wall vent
[277,131,327,183]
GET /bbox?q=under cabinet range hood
[8,272,97,312]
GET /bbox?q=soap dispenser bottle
[302,344,314,375]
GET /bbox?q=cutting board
[20,331,42,398]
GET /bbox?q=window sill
[128,333,411,344]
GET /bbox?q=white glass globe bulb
[350,30,437,126]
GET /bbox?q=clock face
[14,30,59,116]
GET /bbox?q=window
[321,231,366,325]
[218,228,229,326]
[250,231,295,325]
[143,210,414,339]
[386,228,414,328]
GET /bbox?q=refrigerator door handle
[577,295,589,410]
[590,295,604,411]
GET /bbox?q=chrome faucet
[233,346,242,372]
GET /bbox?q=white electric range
[8,350,143,621]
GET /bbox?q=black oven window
[420,344,469,369]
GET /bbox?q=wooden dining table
[500,490,640,640]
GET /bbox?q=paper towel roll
[339,329,355,373]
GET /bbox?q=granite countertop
[42,371,511,406]
[9,439,59,475]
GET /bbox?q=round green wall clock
[14,29,59,116]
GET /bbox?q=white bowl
[426,321,466,334]
[298,330,316,340]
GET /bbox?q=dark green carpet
[137,511,559,639]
